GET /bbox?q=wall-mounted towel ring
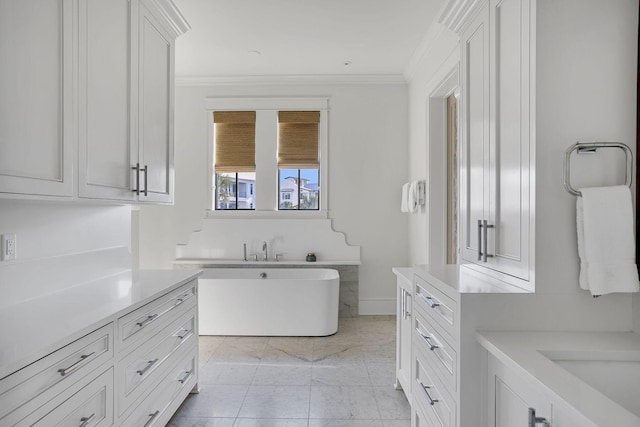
[563,141,633,197]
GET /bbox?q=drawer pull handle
[57,352,96,376]
[418,331,439,351]
[79,413,96,427]
[144,410,160,427]
[178,369,194,384]
[177,328,193,339]
[137,358,159,376]
[419,381,439,406]
[175,297,184,306]
[418,292,440,308]
[136,314,158,328]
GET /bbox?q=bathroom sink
[540,350,640,418]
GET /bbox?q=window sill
[205,209,329,220]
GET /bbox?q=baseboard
[358,298,396,315]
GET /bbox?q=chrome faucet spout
[262,241,268,261]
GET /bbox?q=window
[213,111,256,210]
[277,112,320,211]
[206,97,328,215]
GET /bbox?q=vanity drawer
[118,311,196,415]
[0,323,114,423]
[118,280,196,352]
[414,349,456,427]
[413,397,440,427]
[414,276,457,338]
[24,368,114,427]
[413,309,457,393]
[121,348,197,427]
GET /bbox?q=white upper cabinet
[78,0,136,201]
[136,0,174,204]
[0,0,74,198]
[0,0,187,203]
[459,0,534,291]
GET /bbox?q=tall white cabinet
[459,0,534,291]
[0,0,74,197]
[1,0,186,204]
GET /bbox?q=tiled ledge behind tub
[174,263,359,317]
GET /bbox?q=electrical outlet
[2,234,16,261]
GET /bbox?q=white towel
[576,185,640,296]
[401,183,410,213]
[408,181,420,213]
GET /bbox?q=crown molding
[438,0,485,33]
[175,74,408,87]
[148,0,191,37]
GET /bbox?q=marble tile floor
[169,316,410,427]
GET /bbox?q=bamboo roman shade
[277,111,320,168]
[214,111,256,172]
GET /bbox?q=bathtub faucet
[262,241,268,261]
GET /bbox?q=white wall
[407,0,638,330]
[136,82,410,314]
[0,200,131,306]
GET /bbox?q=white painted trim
[359,298,397,315]
[177,74,407,87]
[205,97,329,111]
[205,209,329,219]
[146,0,190,37]
[438,0,486,33]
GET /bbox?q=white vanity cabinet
[0,272,199,427]
[78,0,182,204]
[459,0,534,291]
[0,0,74,198]
[394,270,413,402]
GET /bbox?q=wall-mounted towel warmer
[563,141,633,197]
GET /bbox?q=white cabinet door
[487,0,532,282]
[395,276,412,401]
[459,0,533,290]
[78,0,137,201]
[460,4,490,266]
[0,0,73,197]
[487,354,551,427]
[136,0,174,204]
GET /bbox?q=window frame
[206,97,329,218]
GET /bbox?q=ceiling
[173,0,444,79]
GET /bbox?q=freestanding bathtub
[198,268,340,336]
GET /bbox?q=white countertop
[0,269,201,379]
[477,330,640,426]
[173,258,361,266]
[393,264,528,294]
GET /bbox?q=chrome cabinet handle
[144,410,160,427]
[401,289,406,320]
[419,381,439,405]
[528,408,551,427]
[477,219,483,261]
[418,292,440,308]
[79,413,96,427]
[404,289,411,319]
[177,328,193,339]
[418,331,439,351]
[136,314,158,328]
[482,219,494,262]
[57,352,96,376]
[132,163,141,195]
[137,358,159,376]
[142,164,148,196]
[178,369,194,384]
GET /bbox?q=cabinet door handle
[132,163,141,195]
[178,369,194,384]
[528,408,551,427]
[79,413,96,427]
[418,381,439,405]
[482,219,494,262]
[477,219,483,261]
[137,358,159,376]
[177,328,193,339]
[144,410,160,427]
[142,164,148,196]
[57,352,96,376]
